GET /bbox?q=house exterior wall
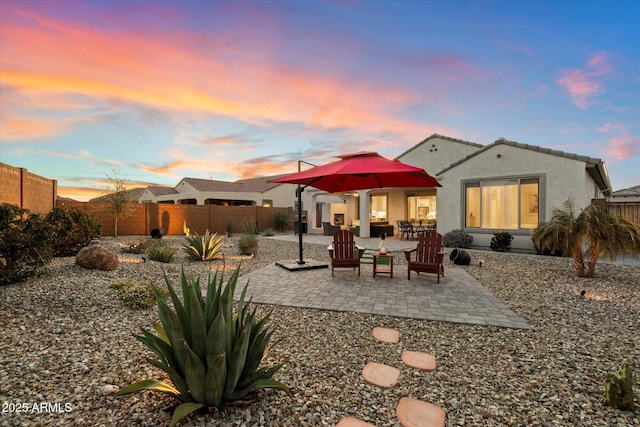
[437,144,603,251]
[397,136,482,176]
[263,184,298,207]
[140,182,297,207]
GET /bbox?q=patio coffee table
[372,252,394,278]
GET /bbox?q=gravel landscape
[1,235,638,426]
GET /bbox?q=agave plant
[182,230,224,261]
[117,266,289,426]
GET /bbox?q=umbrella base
[275,259,329,271]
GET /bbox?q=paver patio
[236,239,532,329]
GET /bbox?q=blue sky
[1,0,638,200]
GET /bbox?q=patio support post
[296,185,304,265]
[359,189,370,237]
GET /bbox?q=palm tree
[532,199,640,277]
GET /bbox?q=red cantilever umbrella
[270,151,440,193]
[269,152,441,269]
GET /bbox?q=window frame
[461,174,544,233]
[369,192,389,222]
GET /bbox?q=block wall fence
[56,200,294,237]
[0,163,57,214]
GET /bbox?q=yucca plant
[117,266,289,426]
[182,230,224,261]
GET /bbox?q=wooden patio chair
[328,229,365,276]
[404,231,446,282]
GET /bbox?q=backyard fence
[55,200,293,237]
[608,202,640,225]
[0,163,57,214]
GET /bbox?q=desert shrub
[238,234,258,256]
[116,267,289,425]
[274,211,289,232]
[0,203,55,286]
[262,228,274,237]
[225,219,234,237]
[110,279,166,310]
[146,240,177,263]
[240,220,259,236]
[490,231,513,252]
[602,362,635,411]
[45,205,102,256]
[183,230,224,261]
[442,229,473,248]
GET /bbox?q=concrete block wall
[0,163,57,214]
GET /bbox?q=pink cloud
[603,132,639,160]
[556,52,612,109]
[0,3,447,145]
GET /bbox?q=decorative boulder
[75,245,118,271]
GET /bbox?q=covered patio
[237,234,532,330]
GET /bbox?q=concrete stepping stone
[401,351,436,371]
[396,397,446,427]
[362,362,401,387]
[372,327,400,343]
[336,417,376,427]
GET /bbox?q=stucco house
[300,134,612,252]
[122,176,298,207]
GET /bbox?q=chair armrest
[328,245,334,259]
[436,251,446,263]
[356,246,365,258]
[404,248,415,262]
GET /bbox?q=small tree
[104,170,135,238]
[532,199,640,277]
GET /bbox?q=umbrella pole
[297,185,305,264]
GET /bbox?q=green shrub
[45,205,102,256]
[442,229,473,248]
[274,211,289,232]
[238,234,258,256]
[240,220,259,236]
[262,228,274,237]
[225,220,234,237]
[117,267,289,426]
[0,203,55,286]
[490,231,513,252]
[146,240,177,263]
[183,230,224,261]
[110,279,165,310]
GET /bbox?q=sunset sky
[1,0,638,201]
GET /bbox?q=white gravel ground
[0,235,638,426]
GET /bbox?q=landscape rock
[75,245,118,271]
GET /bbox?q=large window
[407,193,437,225]
[370,194,388,222]
[465,178,539,230]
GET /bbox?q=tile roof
[182,175,286,193]
[146,186,178,196]
[612,185,640,197]
[182,178,243,192]
[89,187,146,202]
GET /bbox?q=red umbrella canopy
[270,152,441,193]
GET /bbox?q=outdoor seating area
[260,233,532,329]
[396,220,437,240]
